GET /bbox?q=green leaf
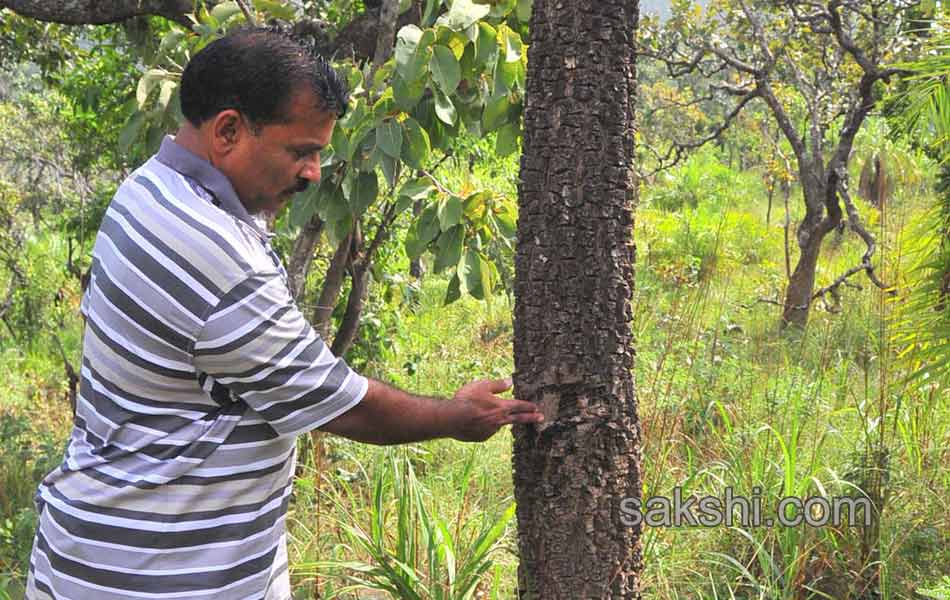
[372,89,397,121]
[405,204,441,259]
[402,117,431,169]
[158,80,177,111]
[330,123,350,160]
[399,178,435,201]
[430,45,462,95]
[289,187,320,228]
[422,0,441,26]
[159,30,186,54]
[444,273,462,305]
[147,124,164,155]
[494,201,517,239]
[463,248,487,299]
[252,0,296,20]
[377,119,403,158]
[500,24,523,62]
[463,191,491,221]
[393,74,426,112]
[325,215,353,246]
[211,1,242,24]
[496,122,520,157]
[488,0,517,19]
[482,92,509,132]
[436,0,491,31]
[516,0,533,22]
[434,225,464,272]
[395,26,435,83]
[475,23,499,69]
[438,195,463,231]
[497,57,525,92]
[394,194,415,216]
[377,151,399,188]
[434,89,457,125]
[136,69,166,109]
[343,170,379,217]
[316,181,349,223]
[459,43,478,83]
[119,111,146,155]
[347,116,377,163]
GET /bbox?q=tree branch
[1,0,194,27]
[812,173,894,303]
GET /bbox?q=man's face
[220,89,335,216]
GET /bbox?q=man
[26,27,542,599]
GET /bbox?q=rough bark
[287,214,324,301]
[371,0,401,68]
[0,0,193,26]
[312,234,352,341]
[328,1,421,63]
[512,1,643,598]
[330,264,367,357]
[782,224,825,327]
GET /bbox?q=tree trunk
[312,234,351,340]
[512,0,642,598]
[781,179,838,327]
[330,265,368,357]
[287,214,324,301]
[781,226,824,327]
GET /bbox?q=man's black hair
[180,26,349,130]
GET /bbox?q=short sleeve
[194,272,368,437]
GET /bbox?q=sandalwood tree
[512,0,643,596]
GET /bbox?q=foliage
[128,0,527,306]
[0,410,66,586]
[890,15,950,392]
[893,14,950,159]
[298,449,513,599]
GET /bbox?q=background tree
[640,0,921,326]
[512,0,643,597]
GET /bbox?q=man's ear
[209,110,248,155]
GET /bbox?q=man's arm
[318,377,544,444]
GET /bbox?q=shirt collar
[155,135,269,238]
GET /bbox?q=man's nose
[300,156,321,183]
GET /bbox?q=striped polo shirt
[26,136,368,599]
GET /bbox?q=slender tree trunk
[409,199,424,279]
[287,214,324,301]
[782,229,824,327]
[331,265,368,357]
[312,234,351,340]
[512,1,642,598]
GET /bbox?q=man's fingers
[478,377,513,394]
[504,399,542,415]
[505,411,545,425]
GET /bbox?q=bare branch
[640,88,762,176]
[812,173,894,302]
[234,0,257,27]
[0,0,194,27]
[757,78,807,165]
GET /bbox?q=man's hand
[448,378,544,442]
[320,377,542,445]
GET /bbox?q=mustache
[287,179,309,195]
